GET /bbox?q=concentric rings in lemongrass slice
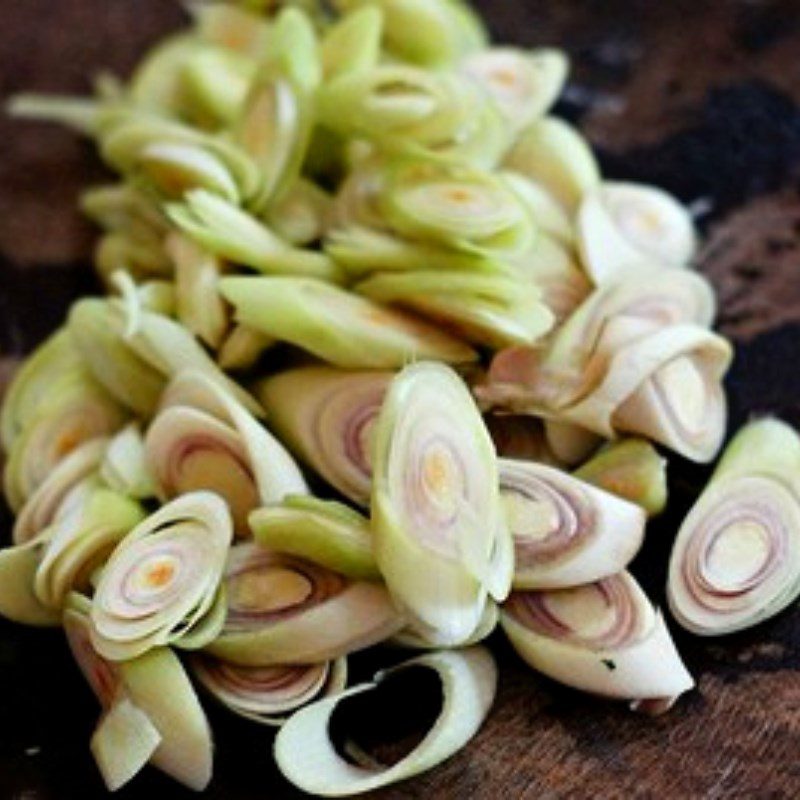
[146,370,307,536]
[371,362,512,646]
[206,542,403,666]
[90,492,232,661]
[668,418,800,636]
[499,458,645,589]
[501,572,694,712]
[191,654,347,726]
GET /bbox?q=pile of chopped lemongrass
[3,0,799,794]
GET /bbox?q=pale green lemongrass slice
[136,280,176,316]
[503,116,601,213]
[217,325,275,371]
[6,93,100,136]
[250,496,379,580]
[371,362,512,646]
[577,182,698,284]
[0,537,59,626]
[321,6,383,80]
[100,424,156,500]
[190,655,348,726]
[220,276,477,368]
[484,415,562,466]
[206,542,404,665]
[266,179,333,246]
[574,438,668,517]
[90,492,233,660]
[542,420,603,466]
[80,183,169,241]
[501,572,694,711]
[93,230,172,284]
[391,601,499,650]
[193,2,272,57]
[274,646,497,796]
[668,417,800,635]
[256,366,392,506]
[329,159,389,231]
[499,458,645,589]
[182,46,255,124]
[501,171,573,246]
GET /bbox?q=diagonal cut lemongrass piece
[192,2,271,58]
[90,492,233,661]
[100,424,156,500]
[577,182,697,284]
[392,601,499,650]
[501,171,573,246]
[542,420,603,466]
[250,496,379,580]
[190,654,348,727]
[501,572,694,713]
[64,593,213,791]
[256,367,392,506]
[145,370,307,536]
[267,179,332,246]
[321,6,383,81]
[668,417,800,635]
[220,276,477,368]
[217,325,275,371]
[0,538,60,626]
[274,646,497,796]
[6,93,100,136]
[485,415,562,465]
[206,543,403,666]
[574,438,668,517]
[371,362,512,646]
[499,458,645,589]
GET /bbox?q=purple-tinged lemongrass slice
[484,415,562,466]
[500,459,645,589]
[274,647,497,796]
[371,362,513,646]
[668,418,800,635]
[90,492,232,661]
[207,543,403,666]
[501,572,694,712]
[256,366,392,506]
[190,654,348,726]
[100,424,156,500]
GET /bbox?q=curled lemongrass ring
[502,572,694,711]
[90,492,232,661]
[500,459,645,589]
[668,418,800,635]
[191,654,347,726]
[207,543,404,666]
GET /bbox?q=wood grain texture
[1,2,799,799]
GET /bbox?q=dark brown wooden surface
[1,2,799,798]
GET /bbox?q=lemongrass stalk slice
[542,420,602,466]
[371,362,511,645]
[668,418,800,636]
[274,646,497,796]
[485,415,562,465]
[503,116,601,213]
[575,438,668,517]
[94,230,172,283]
[499,458,645,589]
[193,2,271,57]
[217,325,275,371]
[220,276,477,368]
[250,496,379,580]
[101,424,156,500]
[145,370,307,535]
[267,179,333,246]
[80,183,169,242]
[577,182,697,284]
[257,367,392,505]
[190,655,348,726]
[182,46,254,125]
[329,160,389,232]
[0,538,60,626]
[206,543,404,665]
[137,280,176,316]
[392,601,499,650]
[90,492,232,661]
[502,171,573,246]
[501,572,694,710]
[321,6,383,80]
[6,94,100,136]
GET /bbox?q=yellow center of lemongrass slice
[501,490,559,541]
[704,520,772,592]
[132,553,181,595]
[231,567,314,614]
[543,583,617,639]
[421,443,464,517]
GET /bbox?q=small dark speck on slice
[601,659,617,671]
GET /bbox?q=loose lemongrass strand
[501,572,694,711]
[266,179,333,246]
[182,46,255,125]
[392,601,499,650]
[499,459,645,589]
[206,543,404,666]
[485,415,562,466]
[100,424,156,500]
[6,93,100,136]
[256,367,392,506]
[217,325,275,371]
[145,370,307,535]
[574,438,668,517]
[250,496,379,580]
[90,492,233,661]
[371,362,513,646]
[668,417,800,635]
[0,538,60,626]
[220,276,477,368]
[503,116,601,213]
[577,182,697,284]
[274,647,497,796]
[321,6,383,81]
[190,654,348,726]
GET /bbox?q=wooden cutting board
[1,2,798,797]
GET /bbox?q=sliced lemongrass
[485,415,562,465]
[193,2,271,57]
[502,171,573,246]
[321,6,383,80]
[575,438,668,517]
[136,280,176,316]
[217,325,275,371]
[90,492,232,661]
[499,458,645,589]
[206,543,403,666]
[274,646,497,796]
[501,572,694,710]
[542,420,602,466]
[392,601,499,650]
[220,276,477,368]
[80,183,168,242]
[182,46,254,124]
[250,496,379,580]
[329,160,389,232]
[6,93,100,136]
[371,362,512,645]
[0,538,59,626]
[100,424,156,499]
[267,179,333,246]
[94,230,172,284]
[256,366,392,506]
[503,116,601,213]
[668,417,800,635]
[190,655,348,726]
[577,182,697,284]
